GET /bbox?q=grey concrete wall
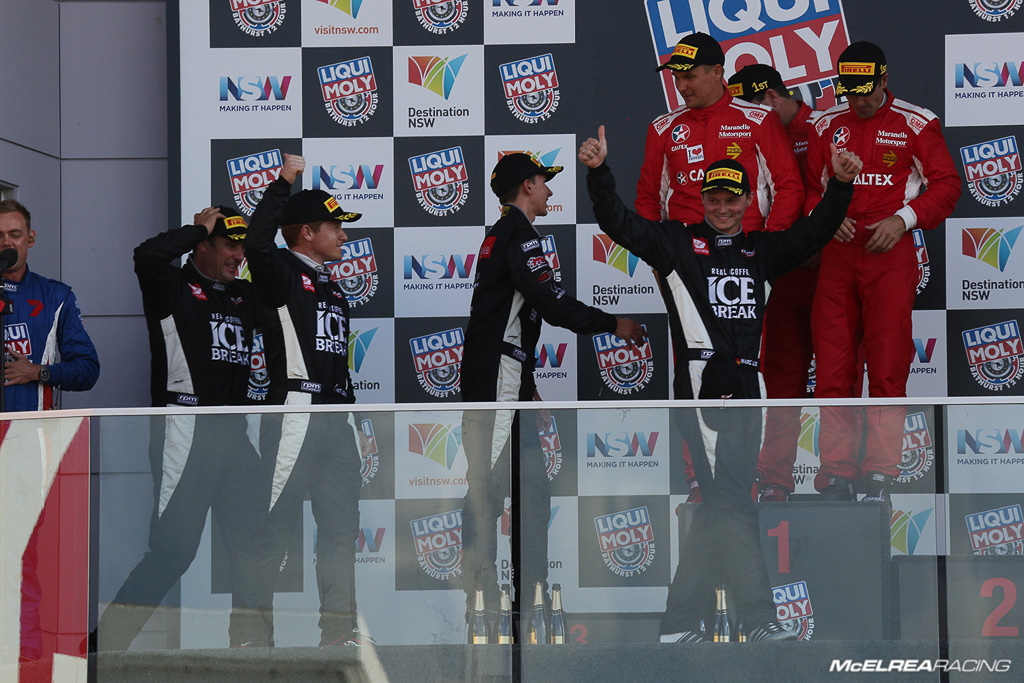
[1,0,166,409]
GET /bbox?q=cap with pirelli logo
[281,189,362,225]
[656,32,725,72]
[836,41,887,97]
[210,207,248,240]
[701,160,750,196]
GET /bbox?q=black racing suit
[461,204,616,615]
[246,176,362,646]
[98,225,269,649]
[586,162,852,634]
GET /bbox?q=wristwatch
[38,364,50,383]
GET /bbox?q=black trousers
[660,402,777,635]
[97,414,267,649]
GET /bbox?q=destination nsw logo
[229,0,287,37]
[408,55,466,100]
[961,320,1024,390]
[226,149,282,215]
[593,506,656,578]
[408,146,469,216]
[962,225,1023,273]
[409,327,463,397]
[410,509,463,579]
[409,422,462,471]
[329,236,378,307]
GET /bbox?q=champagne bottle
[550,584,566,644]
[713,585,731,643]
[470,588,489,644]
[527,582,548,644]
[737,621,746,643]
[496,584,513,644]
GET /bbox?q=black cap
[727,64,786,102]
[211,206,247,241]
[281,189,362,225]
[836,41,887,97]
[701,160,750,196]
[489,153,563,198]
[656,32,725,72]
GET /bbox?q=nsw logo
[773,581,814,640]
[898,411,934,483]
[403,253,475,284]
[330,237,378,307]
[226,149,282,215]
[593,326,654,395]
[962,225,1023,272]
[219,76,291,102]
[538,415,563,481]
[912,229,930,295]
[499,53,560,124]
[969,0,1022,21]
[409,422,462,471]
[586,432,660,467]
[228,0,287,37]
[410,509,463,580]
[359,418,379,486]
[317,57,378,126]
[409,146,469,216]
[355,528,385,554]
[960,136,1022,207]
[409,55,466,99]
[593,234,640,276]
[412,0,468,34]
[409,327,464,397]
[594,506,656,578]
[966,505,1024,555]
[962,320,1024,391]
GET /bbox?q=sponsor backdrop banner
[172,0,1024,647]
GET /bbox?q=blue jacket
[2,268,100,412]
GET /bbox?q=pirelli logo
[672,44,698,59]
[839,62,875,75]
[728,83,744,97]
[706,167,743,183]
[224,216,246,230]
[325,196,340,212]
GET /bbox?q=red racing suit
[804,90,961,486]
[636,92,803,231]
[758,101,822,491]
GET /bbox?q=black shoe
[747,622,798,642]
[659,630,708,643]
[862,472,893,502]
[819,476,854,501]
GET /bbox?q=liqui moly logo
[773,581,814,640]
[412,0,468,34]
[499,53,560,124]
[410,509,463,580]
[912,229,930,295]
[969,0,1022,22]
[539,415,562,480]
[594,506,656,578]
[644,0,850,110]
[408,146,469,217]
[540,234,561,278]
[330,237,378,307]
[961,136,1022,207]
[966,505,1024,555]
[410,327,464,397]
[962,320,1024,391]
[246,330,269,401]
[4,323,31,357]
[898,411,934,483]
[317,57,378,126]
[226,149,283,215]
[359,418,380,486]
[593,327,654,395]
[229,0,287,37]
